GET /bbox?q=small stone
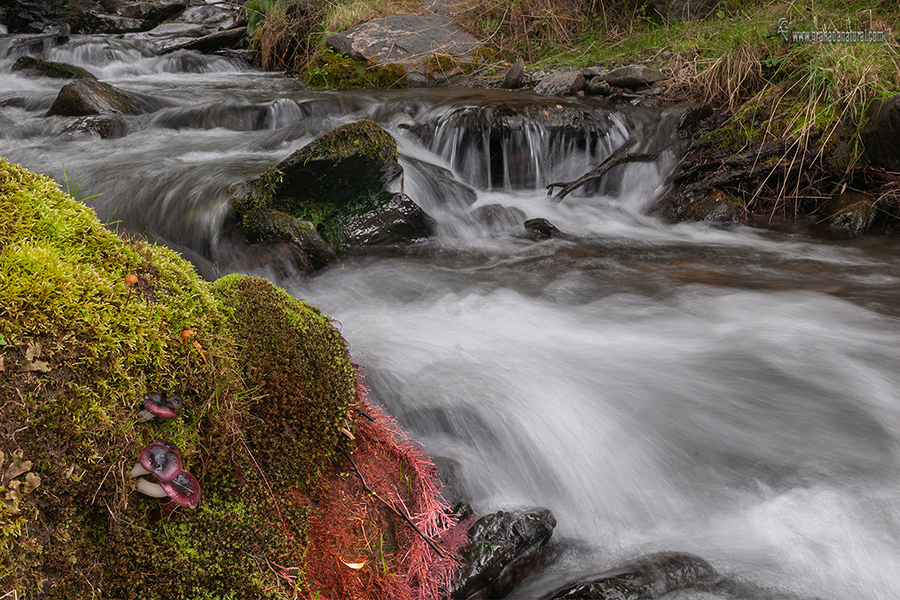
[502,57,526,89]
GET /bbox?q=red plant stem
[341,449,451,560]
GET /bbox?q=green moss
[0,158,356,598]
[212,274,355,490]
[301,48,407,90]
[230,120,401,251]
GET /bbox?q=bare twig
[341,449,455,561]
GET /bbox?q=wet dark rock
[227,120,434,262]
[12,56,96,79]
[342,192,436,247]
[73,11,145,33]
[585,77,611,96]
[470,204,527,234]
[3,33,71,56]
[653,188,741,223]
[502,57,526,89]
[5,0,67,33]
[160,26,247,54]
[535,69,586,97]
[651,0,721,21]
[815,192,877,238]
[524,217,561,240]
[861,95,900,172]
[548,551,721,599]
[452,508,557,600]
[326,14,481,86]
[46,78,145,116]
[602,65,665,89]
[117,0,187,23]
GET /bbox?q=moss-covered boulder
[46,78,144,117]
[0,157,455,599]
[12,56,97,80]
[228,119,435,259]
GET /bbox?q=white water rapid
[4,33,900,600]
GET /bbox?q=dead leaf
[340,427,355,440]
[25,341,41,361]
[0,355,4,371]
[21,342,50,372]
[4,450,32,483]
[342,561,366,570]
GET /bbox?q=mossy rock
[12,56,97,80]
[301,48,407,90]
[229,119,427,252]
[0,158,357,598]
[212,274,356,490]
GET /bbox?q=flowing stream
[4,33,900,600]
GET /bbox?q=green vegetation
[0,157,354,598]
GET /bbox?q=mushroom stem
[130,462,151,478]
[135,478,169,498]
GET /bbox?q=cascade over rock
[548,552,722,599]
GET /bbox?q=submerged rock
[548,551,721,599]
[12,56,96,79]
[470,204,527,234]
[452,507,557,600]
[46,78,144,116]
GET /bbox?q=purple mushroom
[138,393,183,422]
[160,470,201,509]
[136,441,182,483]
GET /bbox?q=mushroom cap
[165,394,183,410]
[160,470,200,509]
[138,441,182,483]
[143,394,177,420]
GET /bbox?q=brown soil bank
[0,157,461,599]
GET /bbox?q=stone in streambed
[535,69,586,97]
[227,120,435,267]
[452,507,557,600]
[548,551,722,599]
[12,56,96,80]
[46,78,144,116]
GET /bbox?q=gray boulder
[534,69,585,97]
[46,79,144,116]
[326,15,481,86]
[861,95,900,172]
[602,65,665,89]
[549,551,722,599]
[470,204,528,234]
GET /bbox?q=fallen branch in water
[546,136,660,202]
